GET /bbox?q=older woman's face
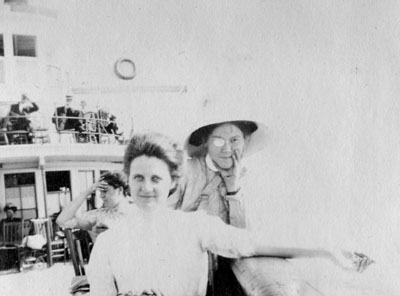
[206,123,245,169]
[128,155,175,211]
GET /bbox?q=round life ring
[114,58,136,80]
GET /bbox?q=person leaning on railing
[7,94,39,143]
[52,95,84,132]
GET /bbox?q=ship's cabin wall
[0,0,67,119]
[0,160,123,221]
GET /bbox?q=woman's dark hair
[4,203,18,213]
[100,171,129,196]
[189,120,258,146]
[123,133,185,183]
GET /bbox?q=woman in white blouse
[56,171,131,242]
[87,132,373,296]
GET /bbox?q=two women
[87,132,372,296]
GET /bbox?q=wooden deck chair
[0,130,9,145]
[49,233,68,264]
[82,112,98,143]
[46,220,67,265]
[1,221,26,271]
[29,218,67,266]
[65,228,90,295]
[22,220,32,237]
[6,130,29,144]
[2,221,23,246]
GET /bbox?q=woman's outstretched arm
[252,244,374,272]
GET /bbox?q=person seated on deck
[56,171,132,243]
[0,203,22,244]
[87,132,374,296]
[8,94,39,143]
[52,95,84,133]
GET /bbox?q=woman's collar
[205,154,219,172]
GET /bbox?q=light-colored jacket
[168,156,247,228]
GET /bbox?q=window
[45,171,71,216]
[45,171,70,192]
[13,35,37,57]
[0,35,3,56]
[4,172,37,220]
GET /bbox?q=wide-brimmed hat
[4,203,18,213]
[185,119,268,157]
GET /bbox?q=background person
[56,171,131,242]
[87,132,373,296]
[52,95,83,132]
[0,203,22,243]
[8,94,39,131]
[8,94,39,143]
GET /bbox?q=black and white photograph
[0,1,398,295]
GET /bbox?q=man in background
[8,94,39,132]
[52,95,83,132]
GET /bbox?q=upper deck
[0,109,128,168]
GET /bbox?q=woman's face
[6,209,15,219]
[206,123,245,169]
[99,184,123,208]
[128,155,175,211]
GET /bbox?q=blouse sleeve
[87,232,118,296]
[73,209,98,230]
[196,212,256,258]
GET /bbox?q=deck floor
[0,259,398,296]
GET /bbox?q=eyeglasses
[210,137,242,148]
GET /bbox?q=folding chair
[22,220,32,237]
[1,221,26,271]
[65,228,90,295]
[0,129,9,145]
[82,112,98,143]
[29,218,67,266]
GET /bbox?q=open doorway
[45,170,71,217]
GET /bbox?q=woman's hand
[219,148,242,192]
[87,179,109,196]
[329,249,374,273]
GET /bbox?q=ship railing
[0,113,126,145]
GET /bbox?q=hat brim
[4,205,18,212]
[185,120,268,157]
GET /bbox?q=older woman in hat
[168,119,267,228]
[168,119,347,295]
